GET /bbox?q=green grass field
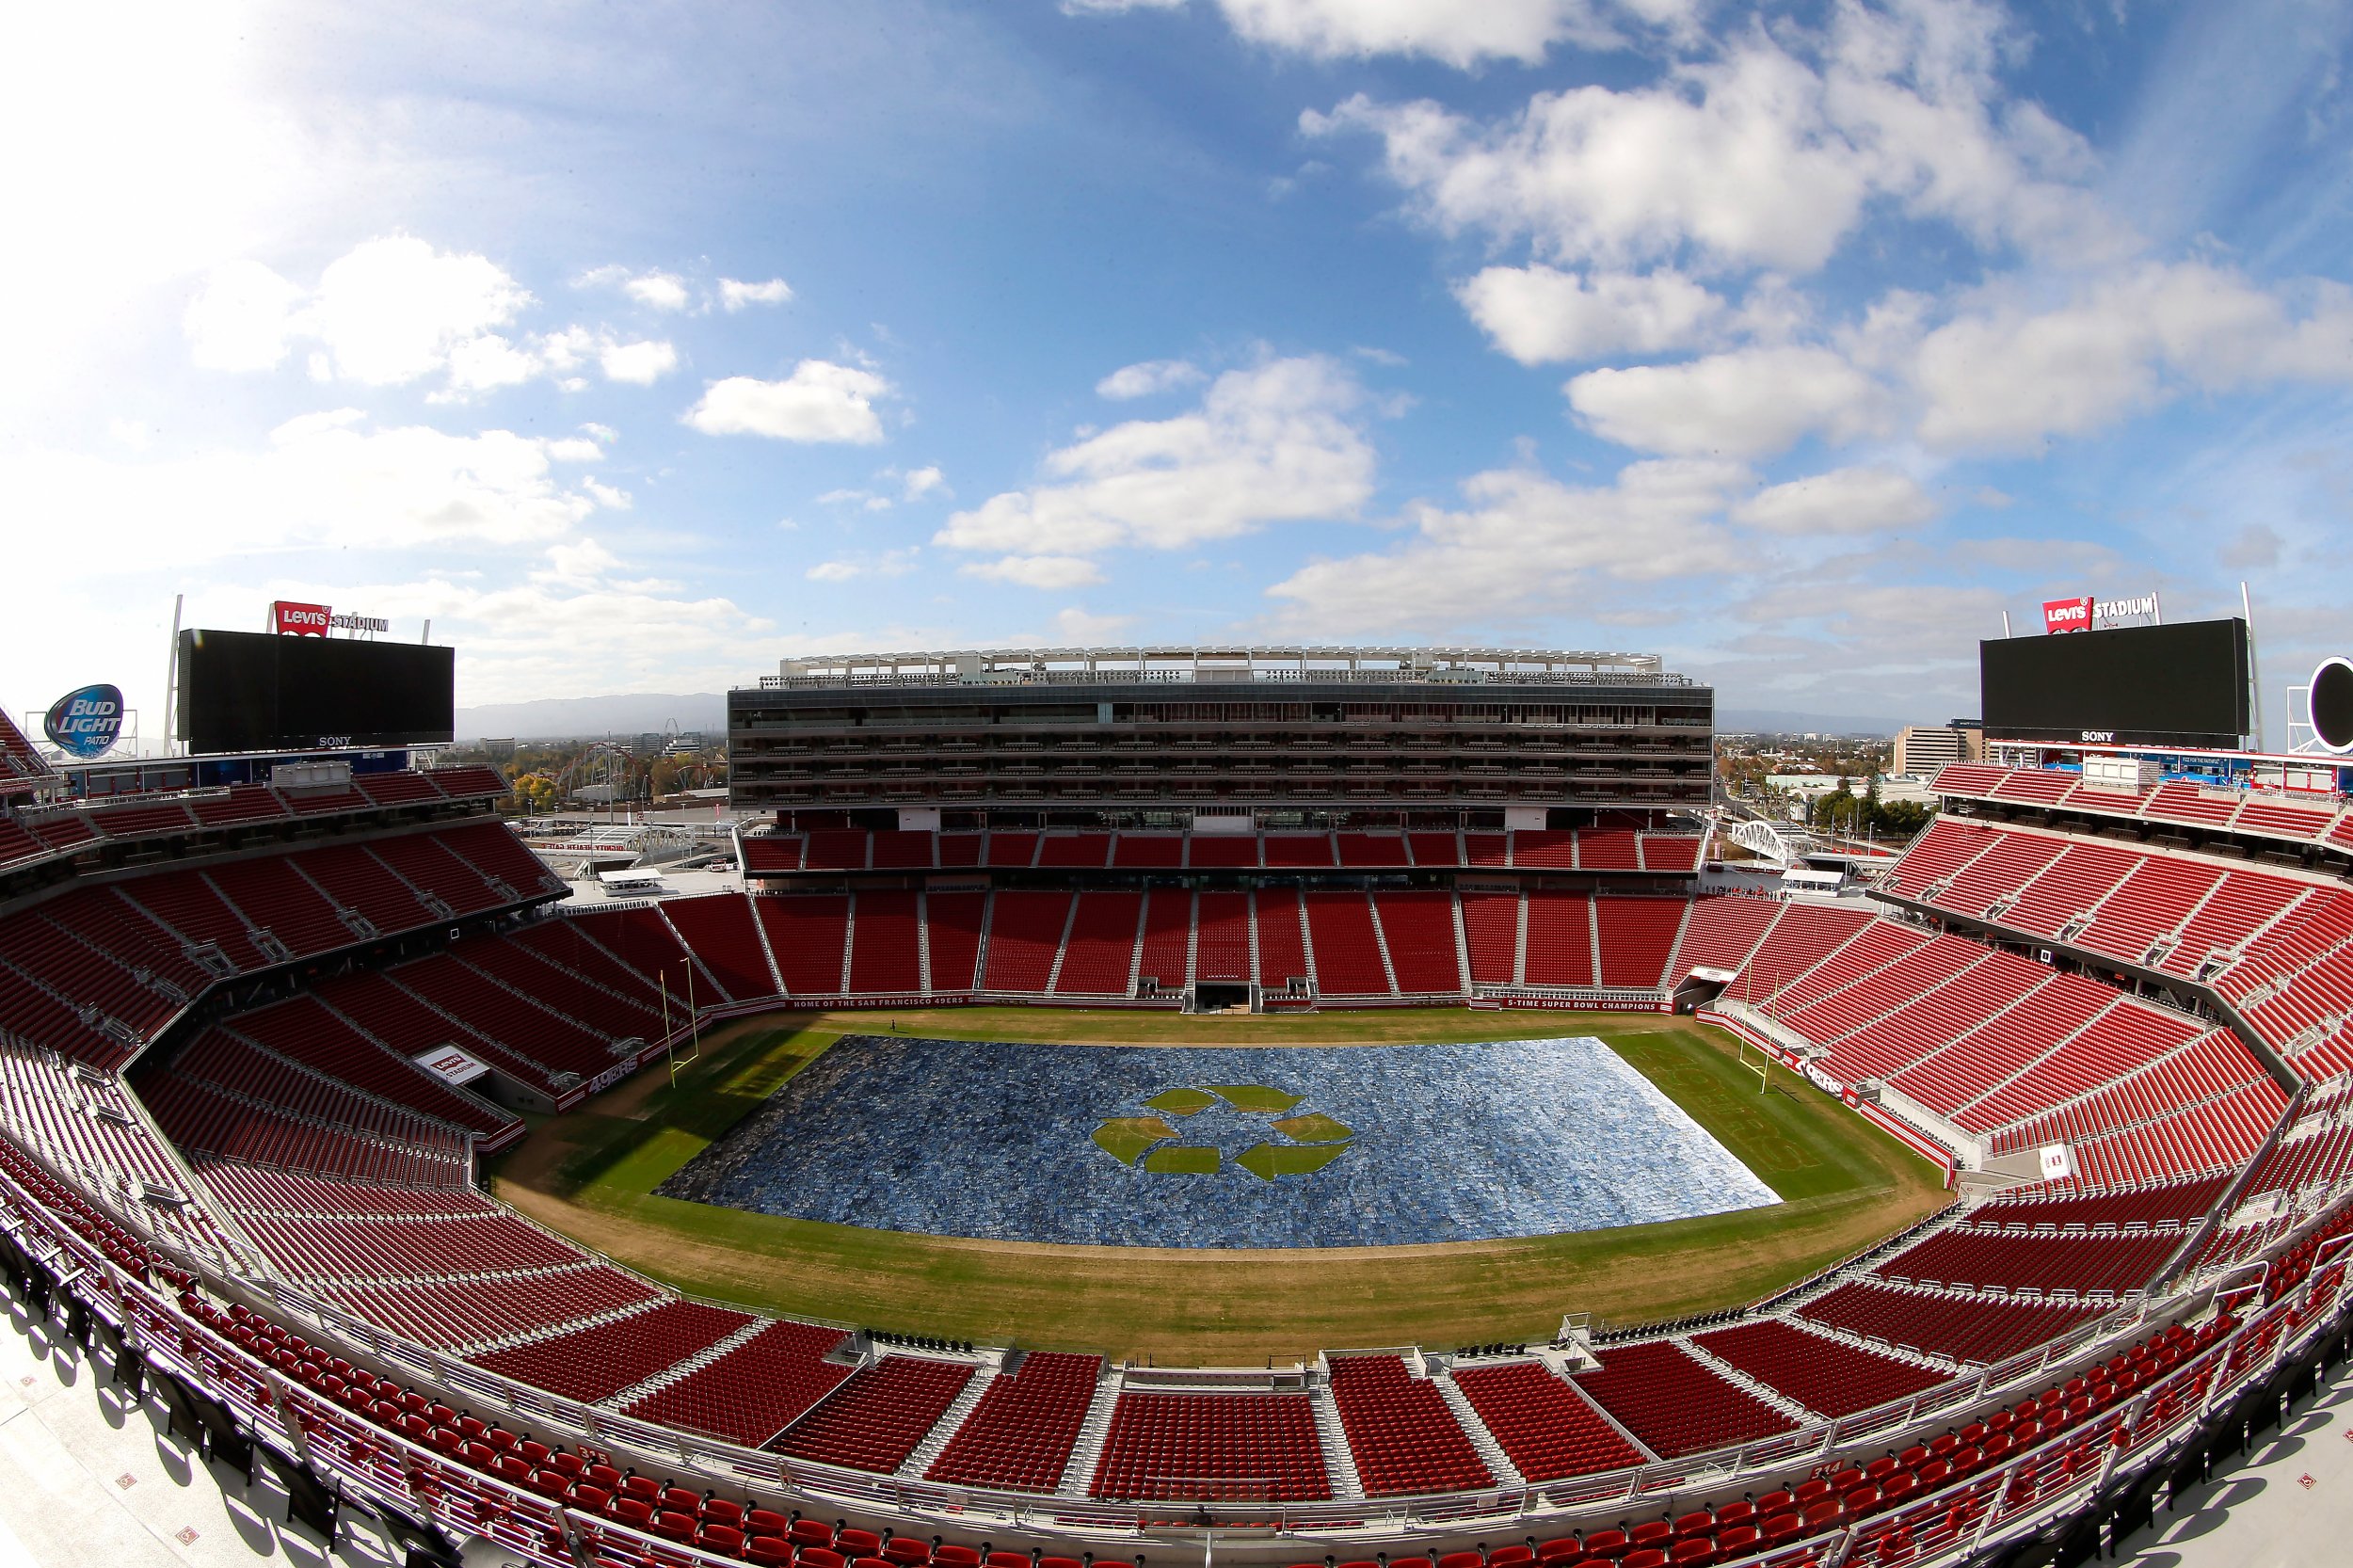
[488,1007,1950,1362]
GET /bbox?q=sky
[6,0,2353,742]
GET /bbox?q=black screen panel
[178,630,456,753]
[1979,619,2249,748]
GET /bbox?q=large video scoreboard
[177,630,456,754]
[1981,619,2250,750]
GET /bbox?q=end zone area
[487,1009,1950,1363]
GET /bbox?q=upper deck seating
[1689,1320,1946,1419]
[1325,1354,1492,1496]
[774,1356,974,1471]
[1796,1281,2105,1364]
[1088,1390,1331,1502]
[472,1299,757,1403]
[1573,1340,1795,1459]
[1450,1360,1649,1480]
[621,1320,854,1448]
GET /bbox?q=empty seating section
[1576,829,1641,870]
[984,833,1038,868]
[1757,919,1929,1015]
[233,1208,584,1283]
[205,857,354,954]
[294,841,435,933]
[1999,841,2139,938]
[0,711,50,794]
[0,960,129,1069]
[141,1032,467,1186]
[1336,833,1409,868]
[472,1299,756,1403]
[1089,1391,1331,1501]
[622,1320,854,1448]
[871,830,937,869]
[2162,870,2307,976]
[2062,1077,2286,1189]
[804,830,870,871]
[1640,834,1702,872]
[1689,1320,1946,1418]
[1512,831,1576,869]
[1888,969,2115,1117]
[1037,833,1111,868]
[938,832,985,867]
[1797,1281,2105,1363]
[983,892,1071,991]
[1137,890,1192,990]
[1,905,182,1044]
[1460,892,1520,986]
[366,832,504,915]
[468,940,666,1042]
[1729,901,1874,1000]
[2076,856,2220,965]
[322,1264,660,1351]
[1410,831,1465,867]
[1937,832,2065,918]
[1325,1354,1491,1495]
[120,872,260,962]
[1828,947,2042,1085]
[740,833,802,873]
[1187,834,1257,869]
[1573,1340,1794,1459]
[510,919,668,1010]
[775,1356,974,1470]
[756,895,850,994]
[1957,994,2189,1133]
[924,892,984,991]
[1054,891,1143,994]
[1112,833,1183,868]
[924,1351,1101,1492]
[1195,892,1253,984]
[847,890,922,993]
[1593,898,1686,988]
[1870,1229,2181,1296]
[1449,1360,1648,1480]
[1372,891,1464,994]
[228,994,519,1142]
[1966,1175,2230,1232]
[1255,890,1308,990]
[1676,896,1782,977]
[1993,1031,2281,1184]
[661,893,777,1000]
[1305,891,1390,994]
[1262,834,1334,868]
[1779,932,1974,1045]
[581,905,708,998]
[1523,891,1594,987]
[439,820,566,899]
[387,953,619,1080]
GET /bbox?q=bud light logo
[43,684,124,760]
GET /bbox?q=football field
[488,1007,1950,1363]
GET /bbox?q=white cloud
[184,237,535,392]
[1096,359,1207,400]
[1732,466,1935,536]
[184,259,305,371]
[683,360,892,443]
[1567,345,1890,457]
[902,465,947,501]
[1307,3,2094,276]
[1455,264,1726,363]
[0,416,619,584]
[578,264,692,312]
[805,548,919,583]
[1266,457,1746,635]
[718,277,793,310]
[1912,262,2353,451]
[1070,1,1691,66]
[443,333,542,395]
[1052,606,1137,644]
[936,356,1375,560]
[961,554,1107,589]
[599,338,680,385]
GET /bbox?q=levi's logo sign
[2042,597,2092,633]
[273,600,330,635]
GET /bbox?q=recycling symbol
[1090,1083,1354,1180]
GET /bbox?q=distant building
[1893,722,1984,778]
[481,737,517,761]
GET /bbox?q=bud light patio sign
[43,683,125,760]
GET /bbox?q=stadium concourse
[2,699,2353,1568]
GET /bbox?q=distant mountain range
[455,693,727,742]
[454,694,1899,742]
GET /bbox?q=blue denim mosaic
[656,1035,1780,1248]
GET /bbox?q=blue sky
[6,0,2353,738]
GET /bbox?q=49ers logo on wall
[270,600,391,635]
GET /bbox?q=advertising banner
[2042,596,2093,633]
[272,600,331,636]
[42,683,125,760]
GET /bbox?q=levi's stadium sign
[2042,597,2092,634]
[271,600,391,635]
[2042,590,2161,634]
[43,683,125,760]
